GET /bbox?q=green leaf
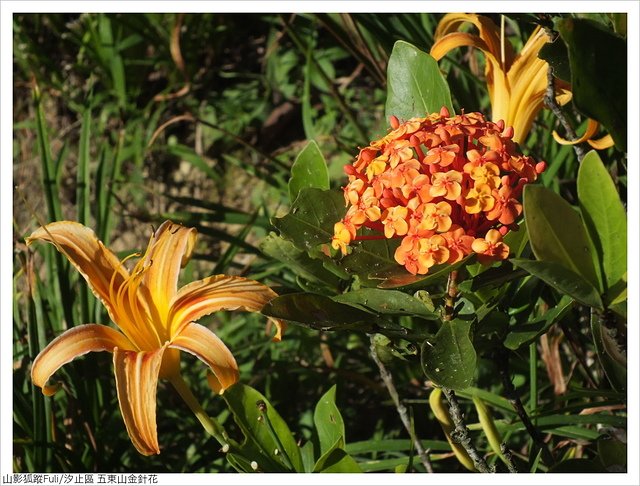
[385,40,454,121]
[262,293,374,331]
[262,292,423,341]
[421,319,477,390]
[333,288,438,319]
[313,448,362,473]
[577,150,627,292]
[260,233,341,290]
[273,188,345,252]
[523,184,601,291]
[591,310,626,392]
[288,140,330,204]
[339,237,400,286]
[314,385,345,454]
[504,295,574,350]
[222,383,303,472]
[374,255,473,289]
[346,439,451,455]
[538,35,571,83]
[556,18,626,150]
[511,259,603,309]
[597,435,627,471]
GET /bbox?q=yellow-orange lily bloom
[431,13,572,144]
[27,220,283,456]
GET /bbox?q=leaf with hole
[222,383,303,472]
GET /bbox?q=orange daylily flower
[27,221,283,456]
[431,13,572,144]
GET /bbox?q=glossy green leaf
[385,40,454,121]
[288,140,330,203]
[374,255,473,289]
[577,150,627,292]
[333,288,438,319]
[523,184,601,291]
[511,258,603,309]
[473,311,508,352]
[223,383,304,472]
[262,293,373,331]
[504,295,574,350]
[262,292,425,341]
[313,448,362,473]
[556,18,626,150]
[538,35,571,83]
[339,237,400,286]
[421,319,476,390]
[273,188,346,252]
[314,385,345,455]
[260,233,341,290]
[591,310,626,392]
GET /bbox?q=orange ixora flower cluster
[331,107,546,275]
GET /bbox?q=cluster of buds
[331,107,546,275]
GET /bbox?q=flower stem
[169,374,229,447]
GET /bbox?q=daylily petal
[113,346,165,456]
[588,134,615,150]
[433,13,513,64]
[32,324,134,396]
[169,322,239,392]
[431,32,492,62]
[552,119,600,145]
[168,275,282,339]
[26,222,128,317]
[140,221,197,323]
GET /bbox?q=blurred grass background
[12,13,626,473]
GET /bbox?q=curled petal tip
[42,383,61,397]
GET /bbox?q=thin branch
[495,348,555,466]
[369,336,434,473]
[500,443,519,473]
[544,67,586,162]
[441,388,493,473]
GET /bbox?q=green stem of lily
[169,374,229,447]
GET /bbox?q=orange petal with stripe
[113,347,165,456]
[140,221,197,323]
[26,222,128,316]
[31,324,134,396]
[170,322,239,392]
[168,275,284,340]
